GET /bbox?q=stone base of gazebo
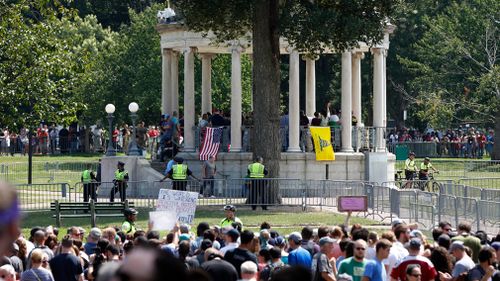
[176,151,395,182]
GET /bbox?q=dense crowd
[1,180,499,281]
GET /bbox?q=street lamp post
[105,104,116,156]
[127,102,141,156]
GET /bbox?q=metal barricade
[458,177,500,190]
[455,196,480,232]
[16,183,70,210]
[477,200,500,233]
[437,194,459,228]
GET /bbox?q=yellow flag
[310,126,335,161]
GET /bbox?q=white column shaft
[201,54,213,115]
[183,48,195,151]
[305,58,316,117]
[287,50,301,152]
[230,48,242,152]
[351,53,362,126]
[341,51,353,152]
[372,48,385,151]
[161,49,172,115]
[171,51,179,114]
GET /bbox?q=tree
[399,0,500,159]
[174,0,396,178]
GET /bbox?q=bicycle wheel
[431,182,441,193]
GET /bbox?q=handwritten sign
[337,196,368,212]
[156,189,198,224]
[149,211,177,231]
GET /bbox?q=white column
[351,52,364,126]
[287,49,301,152]
[161,49,172,115]
[183,47,196,152]
[341,51,354,152]
[201,54,213,115]
[382,50,387,129]
[171,51,179,114]
[372,48,385,151]
[230,46,242,152]
[305,57,316,117]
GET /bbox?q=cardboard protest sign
[156,189,198,224]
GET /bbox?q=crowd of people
[1,180,500,281]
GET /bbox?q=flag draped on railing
[199,127,223,160]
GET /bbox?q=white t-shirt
[383,241,409,275]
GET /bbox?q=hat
[449,241,465,252]
[409,152,416,156]
[124,208,138,216]
[288,232,302,244]
[409,238,421,249]
[424,157,430,161]
[89,227,102,240]
[118,161,125,166]
[410,230,423,238]
[490,241,500,251]
[319,236,335,246]
[179,234,191,242]
[173,157,184,163]
[274,236,286,246]
[391,218,403,227]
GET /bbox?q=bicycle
[419,171,441,193]
[398,171,419,190]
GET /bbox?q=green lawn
[21,207,380,239]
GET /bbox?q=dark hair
[352,228,369,242]
[339,239,352,252]
[116,231,126,243]
[178,241,190,261]
[259,249,271,263]
[152,248,188,281]
[269,247,281,259]
[232,222,242,233]
[271,266,312,281]
[317,226,330,239]
[166,233,175,244]
[97,239,110,253]
[438,221,451,229]
[457,222,471,233]
[240,230,254,245]
[301,227,314,240]
[260,222,271,230]
[196,222,210,236]
[147,231,160,240]
[394,225,409,240]
[474,231,489,245]
[429,247,452,274]
[105,244,120,256]
[345,241,355,258]
[203,229,216,242]
[432,228,444,241]
[478,246,495,263]
[61,235,73,248]
[376,239,392,253]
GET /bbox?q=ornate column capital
[199,53,215,60]
[352,51,365,60]
[182,46,197,55]
[162,48,172,56]
[228,41,244,54]
[370,47,386,56]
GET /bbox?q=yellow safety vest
[121,220,136,234]
[172,164,188,180]
[420,162,433,172]
[248,163,265,178]
[405,159,416,171]
[82,170,91,183]
[115,169,127,181]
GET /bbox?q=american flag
[199,127,224,160]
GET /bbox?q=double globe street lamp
[127,102,141,156]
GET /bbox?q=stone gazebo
[156,21,395,183]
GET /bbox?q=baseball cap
[449,241,465,252]
[179,234,191,241]
[391,218,403,227]
[319,236,335,246]
[274,236,286,246]
[409,238,421,249]
[410,230,423,238]
[288,232,302,244]
[118,161,125,166]
[89,227,102,240]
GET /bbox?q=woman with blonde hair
[21,249,55,281]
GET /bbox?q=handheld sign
[337,196,368,212]
[156,189,198,224]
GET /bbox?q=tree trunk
[252,0,281,202]
[493,109,500,160]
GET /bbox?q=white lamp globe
[128,102,139,113]
[105,104,115,114]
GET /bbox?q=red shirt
[390,255,437,281]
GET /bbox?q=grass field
[20,207,380,239]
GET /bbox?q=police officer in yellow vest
[81,163,97,202]
[110,161,129,202]
[248,156,269,210]
[418,157,438,180]
[162,157,199,191]
[121,208,138,236]
[404,152,418,180]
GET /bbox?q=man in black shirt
[224,230,258,278]
[201,248,238,281]
[49,236,83,281]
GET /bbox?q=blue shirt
[363,258,387,281]
[288,247,312,268]
[164,159,175,175]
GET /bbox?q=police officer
[419,157,438,180]
[110,161,129,202]
[121,208,138,235]
[81,164,97,202]
[247,156,268,210]
[161,157,199,191]
[220,205,243,228]
[404,152,418,180]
